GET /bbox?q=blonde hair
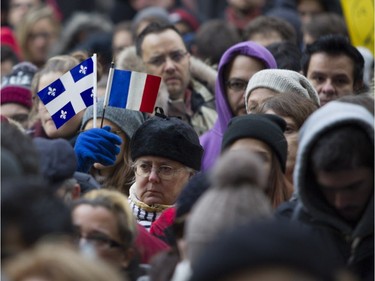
[16,5,60,63]
[101,138,135,195]
[80,189,138,248]
[4,243,126,281]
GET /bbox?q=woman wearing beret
[129,113,203,231]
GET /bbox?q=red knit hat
[0,62,37,109]
[0,27,22,60]
[169,8,200,32]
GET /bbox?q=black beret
[130,116,203,171]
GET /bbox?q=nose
[148,168,161,183]
[164,56,176,72]
[78,237,85,245]
[333,192,351,210]
[320,80,335,96]
[78,238,98,257]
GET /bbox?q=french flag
[107,69,161,113]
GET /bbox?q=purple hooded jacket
[199,41,277,171]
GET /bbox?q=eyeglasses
[75,232,124,249]
[134,161,187,180]
[226,78,248,92]
[10,2,35,10]
[146,50,188,67]
[8,113,29,123]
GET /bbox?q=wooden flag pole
[92,53,98,128]
[101,61,115,128]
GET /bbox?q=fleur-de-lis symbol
[90,89,94,98]
[48,86,56,96]
[79,65,87,75]
[60,110,67,119]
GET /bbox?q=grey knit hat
[81,98,146,140]
[245,69,320,112]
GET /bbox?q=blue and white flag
[37,55,96,129]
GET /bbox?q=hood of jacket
[294,101,374,236]
[199,41,277,171]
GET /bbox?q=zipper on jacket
[348,237,361,265]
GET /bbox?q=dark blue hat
[33,137,77,185]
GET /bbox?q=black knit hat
[222,114,287,172]
[130,115,203,171]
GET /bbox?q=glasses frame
[133,161,188,180]
[75,232,125,249]
[146,50,188,67]
[226,78,248,92]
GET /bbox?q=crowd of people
[1,0,374,281]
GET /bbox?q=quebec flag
[107,69,161,113]
[37,56,95,129]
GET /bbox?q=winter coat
[187,78,217,136]
[166,57,218,137]
[199,41,277,171]
[276,101,374,281]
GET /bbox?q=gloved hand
[74,126,122,173]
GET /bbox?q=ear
[354,80,365,92]
[120,247,135,269]
[190,44,198,57]
[189,171,196,179]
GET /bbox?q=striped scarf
[128,183,172,231]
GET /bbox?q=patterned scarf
[128,183,172,231]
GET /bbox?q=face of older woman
[72,204,132,269]
[134,156,193,206]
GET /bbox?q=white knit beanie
[244,69,320,112]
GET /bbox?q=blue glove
[74,126,122,173]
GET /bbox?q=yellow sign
[341,0,374,55]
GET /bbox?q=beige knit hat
[185,150,272,264]
[244,69,320,112]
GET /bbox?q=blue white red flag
[37,55,96,129]
[106,69,161,113]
